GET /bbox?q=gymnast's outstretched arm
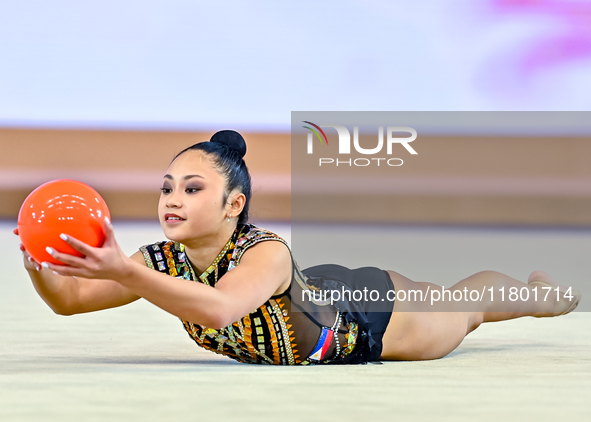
[29,219,291,328]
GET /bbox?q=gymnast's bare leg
[380,270,581,361]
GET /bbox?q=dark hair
[173,130,252,224]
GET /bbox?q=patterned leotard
[140,223,392,365]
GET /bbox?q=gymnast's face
[158,149,229,245]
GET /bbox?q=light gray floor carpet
[1,221,589,422]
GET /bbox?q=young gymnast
[15,130,581,365]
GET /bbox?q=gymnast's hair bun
[210,130,247,159]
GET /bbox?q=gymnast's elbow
[183,305,235,330]
[50,302,77,316]
[206,317,232,330]
[209,307,239,329]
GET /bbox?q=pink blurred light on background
[492,0,591,73]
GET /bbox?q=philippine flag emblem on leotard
[308,327,334,362]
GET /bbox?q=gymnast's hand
[40,218,131,281]
[14,228,42,272]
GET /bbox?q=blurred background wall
[1,0,591,226]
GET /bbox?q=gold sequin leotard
[140,223,393,365]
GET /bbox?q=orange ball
[18,179,111,265]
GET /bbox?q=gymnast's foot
[527,271,581,317]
